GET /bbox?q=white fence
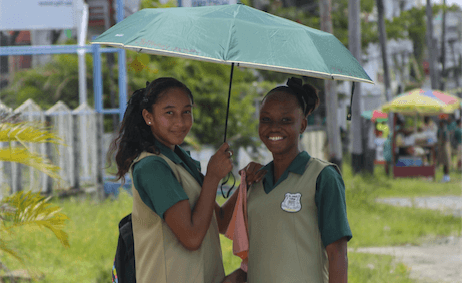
[0,99,100,197]
[0,98,329,198]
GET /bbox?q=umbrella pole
[223,63,235,143]
[347,82,355,121]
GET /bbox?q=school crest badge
[281,193,302,213]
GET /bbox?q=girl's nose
[270,121,282,129]
[173,114,186,126]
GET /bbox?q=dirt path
[352,196,462,283]
[353,236,462,283]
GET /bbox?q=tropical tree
[0,112,69,280]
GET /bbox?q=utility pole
[349,0,363,173]
[320,0,342,170]
[426,0,438,89]
[377,0,392,102]
[440,0,446,90]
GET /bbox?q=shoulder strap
[119,214,134,260]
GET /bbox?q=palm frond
[0,122,63,145]
[1,191,70,248]
[0,147,61,180]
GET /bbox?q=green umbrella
[92,3,373,140]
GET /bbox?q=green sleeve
[315,166,352,248]
[132,156,189,220]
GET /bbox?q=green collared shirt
[261,151,352,247]
[132,140,203,219]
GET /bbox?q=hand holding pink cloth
[224,171,249,272]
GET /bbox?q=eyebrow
[163,104,193,110]
[260,110,293,115]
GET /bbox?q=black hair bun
[286,77,319,116]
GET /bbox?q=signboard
[179,0,237,7]
[0,0,79,30]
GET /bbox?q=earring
[148,122,152,125]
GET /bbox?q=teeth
[269,136,283,141]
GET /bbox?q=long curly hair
[107,77,193,183]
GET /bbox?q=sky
[444,0,462,7]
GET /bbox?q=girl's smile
[259,91,307,160]
[143,87,193,150]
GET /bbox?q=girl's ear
[142,108,153,126]
[300,117,308,134]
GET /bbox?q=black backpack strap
[113,213,136,283]
[120,214,134,260]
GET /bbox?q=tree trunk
[349,0,364,174]
[449,40,460,88]
[426,0,438,89]
[376,0,392,102]
[440,0,446,90]
[320,0,342,170]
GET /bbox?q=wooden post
[95,112,105,201]
[72,114,80,190]
[426,0,439,89]
[440,0,446,90]
[391,113,397,178]
[45,116,53,195]
[376,0,392,102]
[349,0,364,173]
[320,0,342,170]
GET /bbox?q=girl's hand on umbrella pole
[206,143,234,183]
[239,162,266,187]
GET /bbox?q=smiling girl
[109,77,233,283]
[226,77,352,283]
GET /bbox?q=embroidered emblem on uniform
[281,193,302,212]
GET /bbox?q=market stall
[382,89,461,179]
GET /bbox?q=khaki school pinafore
[131,152,225,283]
[247,158,338,283]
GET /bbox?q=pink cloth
[224,171,249,272]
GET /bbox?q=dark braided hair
[264,77,319,117]
[107,77,193,183]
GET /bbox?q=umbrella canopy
[361,109,388,122]
[92,4,372,84]
[382,88,461,115]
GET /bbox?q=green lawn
[0,162,460,282]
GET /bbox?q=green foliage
[0,120,70,275]
[1,191,70,248]
[0,42,121,131]
[384,3,460,84]
[0,192,133,283]
[0,122,63,180]
[0,53,91,110]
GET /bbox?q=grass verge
[0,162,460,282]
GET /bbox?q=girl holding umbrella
[109,77,234,283]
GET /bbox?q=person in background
[437,118,451,183]
[422,116,438,134]
[447,115,458,163]
[454,119,462,170]
[383,116,406,175]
